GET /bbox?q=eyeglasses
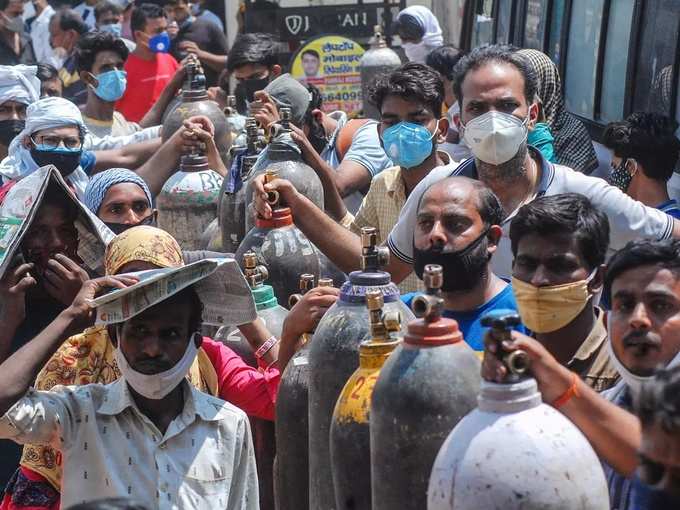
[31,135,83,150]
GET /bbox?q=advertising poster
[290,35,365,115]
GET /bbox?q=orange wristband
[551,373,580,409]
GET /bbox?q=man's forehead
[381,95,432,117]
[516,232,581,257]
[0,100,25,109]
[419,183,477,215]
[461,61,526,101]
[612,265,680,294]
[33,125,80,136]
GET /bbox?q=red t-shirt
[116,52,180,123]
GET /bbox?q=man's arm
[179,40,227,73]
[333,160,372,197]
[483,331,641,476]
[0,262,36,363]
[0,276,135,417]
[251,175,412,280]
[92,138,162,173]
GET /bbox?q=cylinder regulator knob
[412,264,445,322]
[366,289,401,342]
[264,169,280,205]
[243,250,269,288]
[288,273,316,308]
[480,310,531,379]
[360,227,389,271]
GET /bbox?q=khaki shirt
[567,308,620,392]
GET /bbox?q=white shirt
[387,148,674,279]
[29,5,55,64]
[0,379,259,510]
[73,2,96,29]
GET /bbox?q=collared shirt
[29,5,55,64]
[388,148,674,280]
[658,198,680,220]
[0,380,259,510]
[566,308,620,392]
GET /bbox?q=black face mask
[413,229,490,292]
[104,213,156,235]
[30,147,82,177]
[243,75,270,103]
[0,119,24,146]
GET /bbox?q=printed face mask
[115,332,200,400]
[91,69,127,102]
[381,121,436,169]
[511,270,597,333]
[462,111,528,165]
[610,159,635,192]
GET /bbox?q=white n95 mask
[462,111,528,165]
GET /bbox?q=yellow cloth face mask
[511,272,595,333]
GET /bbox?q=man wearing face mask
[252,45,680,287]
[0,0,34,66]
[95,0,136,52]
[510,193,619,391]
[0,65,38,161]
[76,31,179,139]
[115,3,180,123]
[393,5,442,64]
[0,267,259,509]
[403,176,525,351]
[603,112,680,219]
[27,0,54,64]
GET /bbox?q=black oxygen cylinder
[369,265,482,510]
[275,276,332,510]
[307,227,414,510]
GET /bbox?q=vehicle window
[496,0,513,44]
[547,0,566,64]
[599,0,634,122]
[523,0,548,49]
[564,0,604,118]
[472,0,495,47]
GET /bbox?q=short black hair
[226,33,279,72]
[302,49,319,60]
[66,498,151,510]
[131,3,165,35]
[453,44,537,106]
[637,365,680,433]
[54,8,89,35]
[36,63,59,83]
[426,45,464,81]
[94,0,122,21]
[510,193,610,271]
[0,0,11,12]
[604,238,680,303]
[602,112,680,182]
[75,31,129,73]
[368,62,444,118]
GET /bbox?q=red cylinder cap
[256,207,293,229]
[404,316,463,347]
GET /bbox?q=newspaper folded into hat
[89,258,257,327]
[0,165,113,280]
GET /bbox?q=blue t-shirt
[401,284,527,351]
[657,199,680,219]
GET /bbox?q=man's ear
[22,135,33,149]
[80,71,97,88]
[312,109,324,124]
[528,102,540,130]
[271,64,282,78]
[487,225,503,257]
[435,117,449,145]
[588,264,606,294]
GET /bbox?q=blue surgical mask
[381,121,436,169]
[148,31,170,53]
[99,22,122,37]
[92,69,127,102]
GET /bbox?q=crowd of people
[0,2,680,509]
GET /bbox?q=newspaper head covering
[518,49,599,174]
[105,225,184,275]
[84,168,153,215]
[0,65,40,106]
[0,97,90,195]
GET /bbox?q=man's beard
[476,143,528,185]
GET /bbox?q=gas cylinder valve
[371,24,387,48]
[412,264,444,321]
[224,95,237,116]
[360,227,389,271]
[243,250,268,288]
[264,169,280,205]
[480,310,531,380]
[279,107,292,130]
[366,290,401,341]
[288,273,316,308]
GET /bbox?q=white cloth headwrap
[0,97,89,195]
[0,65,40,106]
[397,6,444,48]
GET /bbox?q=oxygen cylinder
[220,117,265,253]
[224,95,247,150]
[308,227,414,510]
[275,275,332,510]
[243,108,324,232]
[235,169,336,307]
[359,25,402,120]
[330,290,401,510]
[428,310,610,509]
[213,251,287,510]
[370,265,481,510]
[156,146,223,250]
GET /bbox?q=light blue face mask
[99,22,122,37]
[381,121,436,169]
[92,69,127,102]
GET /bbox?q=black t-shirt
[171,17,228,86]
